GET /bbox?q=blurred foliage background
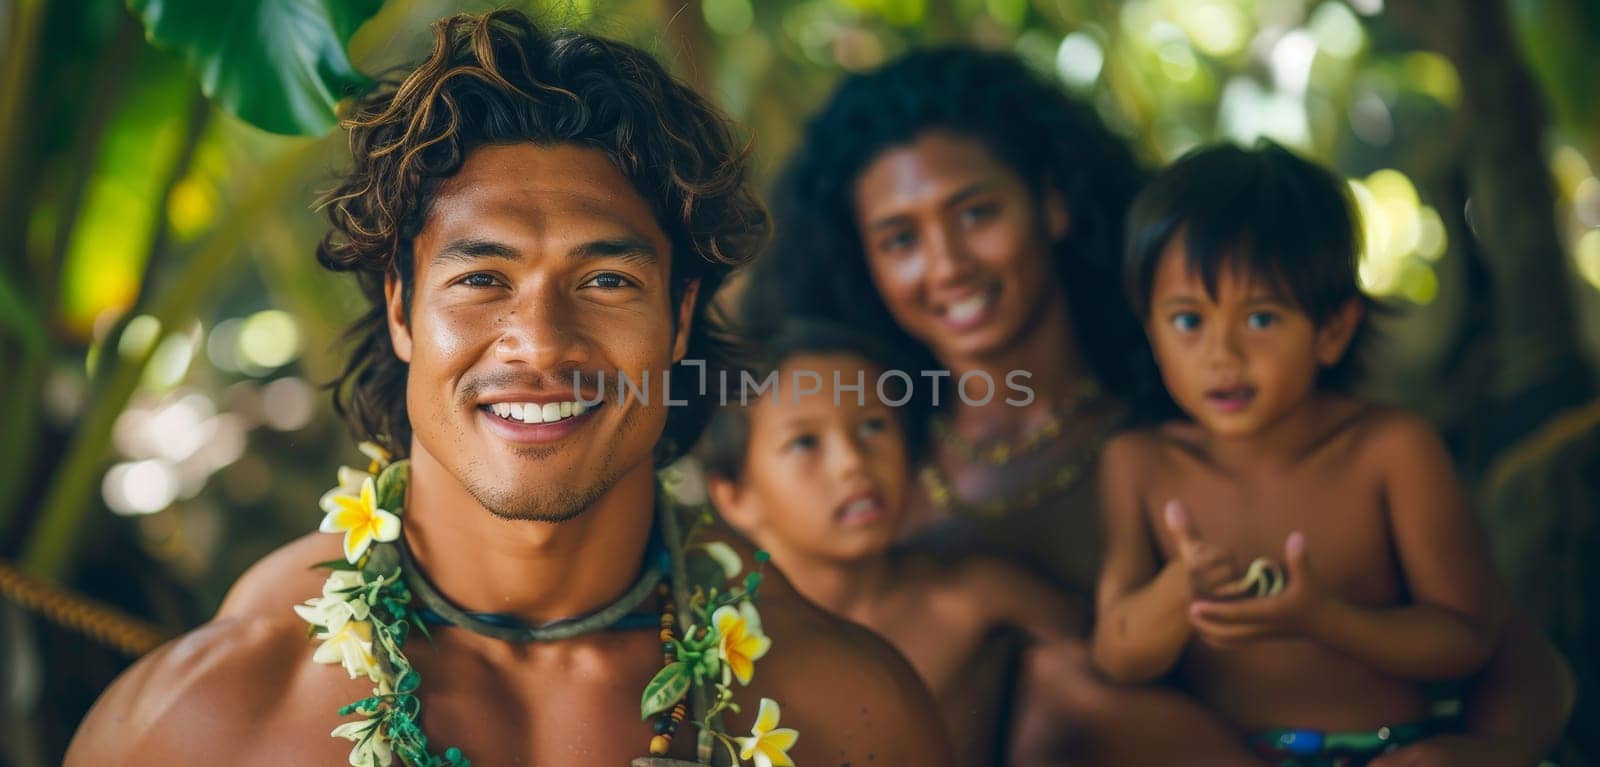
[1,0,1597,764]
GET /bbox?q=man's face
[387,143,694,522]
[852,130,1069,365]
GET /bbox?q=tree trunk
[1393,0,1596,463]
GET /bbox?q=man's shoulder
[216,530,349,616]
[65,611,310,763]
[66,533,352,765]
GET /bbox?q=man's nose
[492,287,589,371]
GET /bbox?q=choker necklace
[393,528,669,642]
[298,445,798,767]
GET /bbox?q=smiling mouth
[937,283,1000,330]
[482,400,598,425]
[834,492,887,526]
[1204,386,1256,412]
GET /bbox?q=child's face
[722,353,908,562]
[1145,239,1352,437]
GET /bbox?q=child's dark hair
[698,318,920,482]
[1123,140,1370,389]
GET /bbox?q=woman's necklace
[929,380,1100,466]
[920,387,1115,520]
[298,445,797,767]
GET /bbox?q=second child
[700,320,1083,766]
[1093,142,1506,766]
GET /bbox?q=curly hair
[317,10,768,463]
[740,47,1164,420]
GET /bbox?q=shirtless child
[701,320,1084,766]
[1093,142,1507,766]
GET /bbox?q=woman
[741,46,1572,766]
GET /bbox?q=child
[700,319,1084,766]
[1093,141,1506,766]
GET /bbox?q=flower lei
[297,444,798,767]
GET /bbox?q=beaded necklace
[300,445,797,767]
[928,380,1100,466]
[921,415,1115,520]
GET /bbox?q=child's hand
[1186,531,1331,647]
[1162,500,1249,601]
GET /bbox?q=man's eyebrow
[570,235,660,265]
[431,238,520,266]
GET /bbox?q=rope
[0,559,169,657]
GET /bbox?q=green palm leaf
[128,0,384,135]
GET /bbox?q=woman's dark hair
[739,46,1154,422]
[317,10,768,463]
[1123,140,1370,390]
[698,318,921,482]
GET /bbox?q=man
[66,11,947,766]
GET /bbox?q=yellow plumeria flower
[737,697,798,767]
[331,718,394,767]
[713,600,771,686]
[320,477,401,563]
[319,465,376,516]
[313,618,383,682]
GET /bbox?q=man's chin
[462,470,616,523]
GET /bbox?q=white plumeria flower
[294,572,371,634]
[736,698,798,767]
[698,541,742,580]
[312,617,383,682]
[321,569,367,598]
[658,457,708,506]
[357,441,393,472]
[713,600,772,686]
[294,592,367,634]
[331,719,394,767]
[320,477,401,563]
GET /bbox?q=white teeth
[840,498,876,518]
[487,401,592,425]
[945,294,989,324]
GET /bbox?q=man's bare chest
[266,629,698,765]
